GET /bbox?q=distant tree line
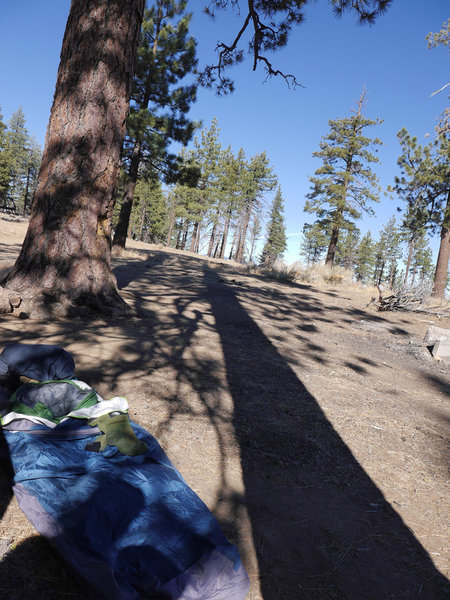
[113,117,282,265]
[300,215,435,290]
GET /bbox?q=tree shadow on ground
[203,264,449,599]
[0,536,86,600]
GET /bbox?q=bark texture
[5,0,145,316]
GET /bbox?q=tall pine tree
[300,223,329,265]
[373,217,402,288]
[234,152,276,263]
[0,107,12,207]
[355,231,376,283]
[335,227,360,270]
[304,90,382,267]
[6,108,30,212]
[4,0,145,316]
[393,128,450,297]
[260,187,287,267]
[112,0,198,250]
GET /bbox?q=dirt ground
[0,214,448,599]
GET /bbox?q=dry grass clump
[289,262,356,285]
[256,261,362,288]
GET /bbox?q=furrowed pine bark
[4,0,145,316]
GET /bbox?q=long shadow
[204,265,449,599]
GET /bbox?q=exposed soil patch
[0,215,449,599]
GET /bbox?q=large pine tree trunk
[431,191,450,298]
[4,0,145,317]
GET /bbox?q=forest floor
[0,214,448,599]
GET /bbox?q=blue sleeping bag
[0,344,249,599]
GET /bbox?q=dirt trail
[0,215,449,599]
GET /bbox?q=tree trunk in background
[181,221,189,250]
[249,232,257,264]
[377,261,385,287]
[166,205,176,246]
[235,205,252,263]
[229,227,237,260]
[113,141,142,250]
[23,167,31,216]
[432,191,450,298]
[138,202,147,240]
[175,221,183,249]
[189,222,199,252]
[4,0,145,316]
[404,239,414,286]
[219,210,231,259]
[325,224,340,268]
[208,216,219,257]
[194,226,201,253]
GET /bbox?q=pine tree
[260,187,287,267]
[130,177,168,243]
[305,90,381,268]
[214,146,246,259]
[300,223,328,265]
[0,107,12,207]
[186,119,223,255]
[248,210,263,264]
[335,227,360,269]
[374,217,402,288]
[399,199,430,287]
[355,231,376,283]
[234,152,276,263]
[408,230,434,285]
[4,0,146,316]
[22,138,42,216]
[6,108,30,212]
[393,129,450,297]
[113,0,198,250]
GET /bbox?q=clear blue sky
[0,1,448,264]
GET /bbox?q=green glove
[88,413,147,456]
